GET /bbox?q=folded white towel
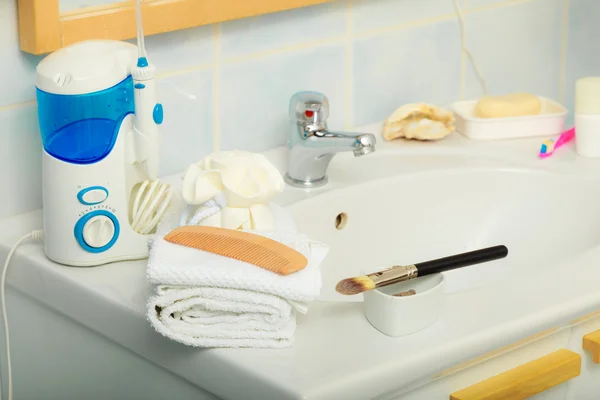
[148,286,303,348]
[147,202,328,303]
[146,198,328,348]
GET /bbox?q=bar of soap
[474,93,542,118]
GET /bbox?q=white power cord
[131,179,172,235]
[0,180,169,400]
[1,230,44,400]
[179,192,227,227]
[453,0,488,96]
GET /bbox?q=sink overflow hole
[335,213,348,230]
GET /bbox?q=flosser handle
[132,61,163,181]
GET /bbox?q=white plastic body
[362,274,445,337]
[35,40,137,95]
[132,63,161,180]
[575,114,600,158]
[450,97,567,140]
[42,115,149,267]
[36,39,164,266]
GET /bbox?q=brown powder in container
[392,289,416,297]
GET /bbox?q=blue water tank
[35,40,138,164]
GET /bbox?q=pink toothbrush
[539,127,575,159]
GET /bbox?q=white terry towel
[146,199,328,348]
[148,286,304,348]
[147,201,328,303]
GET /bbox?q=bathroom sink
[6,123,600,400]
[282,152,600,302]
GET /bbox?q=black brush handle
[416,245,508,276]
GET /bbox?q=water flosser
[131,0,162,180]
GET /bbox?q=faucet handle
[289,91,330,127]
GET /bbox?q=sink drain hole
[335,213,348,230]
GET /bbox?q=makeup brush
[335,245,508,295]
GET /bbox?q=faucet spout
[304,130,376,154]
[285,91,376,188]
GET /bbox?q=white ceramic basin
[283,152,600,302]
[5,127,600,400]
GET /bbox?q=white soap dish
[450,97,568,140]
[363,274,445,337]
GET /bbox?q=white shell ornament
[383,103,455,141]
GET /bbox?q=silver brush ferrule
[368,264,418,287]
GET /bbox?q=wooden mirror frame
[18,0,334,55]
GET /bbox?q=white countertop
[3,124,600,400]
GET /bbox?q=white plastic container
[575,115,600,157]
[363,274,445,337]
[450,97,567,140]
[575,77,600,158]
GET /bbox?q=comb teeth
[167,231,289,270]
[164,226,308,275]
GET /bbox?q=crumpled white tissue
[181,150,285,231]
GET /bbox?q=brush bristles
[335,276,376,295]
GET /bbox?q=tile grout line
[459,0,468,100]
[558,0,569,105]
[156,63,213,79]
[459,53,466,101]
[0,100,37,112]
[355,13,456,40]
[353,0,533,40]
[344,0,353,129]
[466,0,535,14]
[222,36,345,65]
[213,24,221,153]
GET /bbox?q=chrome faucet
[285,91,376,188]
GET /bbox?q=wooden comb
[163,226,308,276]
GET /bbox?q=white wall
[0,0,583,220]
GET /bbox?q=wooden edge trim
[32,0,334,54]
[18,0,61,55]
